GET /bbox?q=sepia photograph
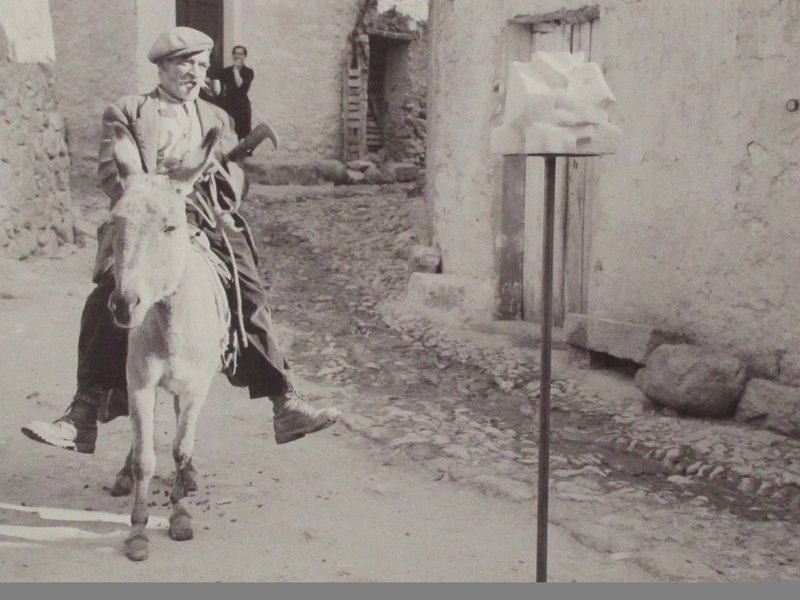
[0,0,798,585]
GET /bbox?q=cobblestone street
[2,179,798,581]
[241,180,800,581]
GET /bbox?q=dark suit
[219,65,254,140]
[78,89,290,422]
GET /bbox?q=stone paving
[241,183,800,581]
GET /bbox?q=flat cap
[147,27,213,63]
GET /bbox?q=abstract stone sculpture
[491,52,621,155]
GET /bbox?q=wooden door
[523,19,595,326]
[176,0,224,78]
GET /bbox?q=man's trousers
[75,211,290,422]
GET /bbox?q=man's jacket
[93,88,247,281]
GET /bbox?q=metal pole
[536,155,557,582]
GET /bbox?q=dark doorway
[366,35,389,157]
[176,0,224,78]
[367,34,411,162]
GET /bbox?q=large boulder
[735,379,800,438]
[635,344,747,418]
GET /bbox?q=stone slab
[563,313,686,365]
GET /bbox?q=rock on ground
[736,379,800,438]
[636,344,747,418]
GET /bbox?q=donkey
[107,123,229,561]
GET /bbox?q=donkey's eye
[164,225,177,234]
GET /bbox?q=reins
[188,157,249,359]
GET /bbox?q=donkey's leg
[168,385,209,542]
[124,386,157,561]
[170,395,198,493]
[110,446,134,497]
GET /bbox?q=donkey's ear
[169,127,222,188]
[113,123,144,181]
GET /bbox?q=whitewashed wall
[426,0,800,374]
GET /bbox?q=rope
[188,159,249,355]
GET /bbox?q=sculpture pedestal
[509,152,604,583]
[491,51,620,582]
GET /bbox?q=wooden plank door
[523,19,595,325]
[565,21,595,317]
[523,23,571,323]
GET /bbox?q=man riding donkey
[22,27,341,459]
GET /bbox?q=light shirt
[156,86,203,173]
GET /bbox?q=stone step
[563,313,686,365]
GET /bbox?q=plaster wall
[0,0,56,63]
[50,0,173,176]
[586,0,800,368]
[427,0,799,365]
[225,0,426,163]
[426,0,514,282]
[135,0,177,93]
[225,0,362,162]
[378,0,428,23]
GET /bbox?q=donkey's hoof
[124,533,149,561]
[168,512,194,541]
[110,475,134,497]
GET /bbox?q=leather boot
[21,394,99,454]
[272,390,342,445]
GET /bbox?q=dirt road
[1,179,798,581]
[0,189,650,582]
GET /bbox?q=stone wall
[0,2,73,259]
[425,0,800,376]
[401,25,428,166]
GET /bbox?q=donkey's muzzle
[109,289,141,328]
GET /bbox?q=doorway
[176,0,225,78]
[367,35,412,162]
[522,18,596,326]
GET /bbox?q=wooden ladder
[343,63,366,162]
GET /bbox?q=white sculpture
[491,52,621,155]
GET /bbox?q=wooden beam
[497,156,527,320]
[364,28,417,41]
[512,5,599,26]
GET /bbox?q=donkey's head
[108,123,219,328]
